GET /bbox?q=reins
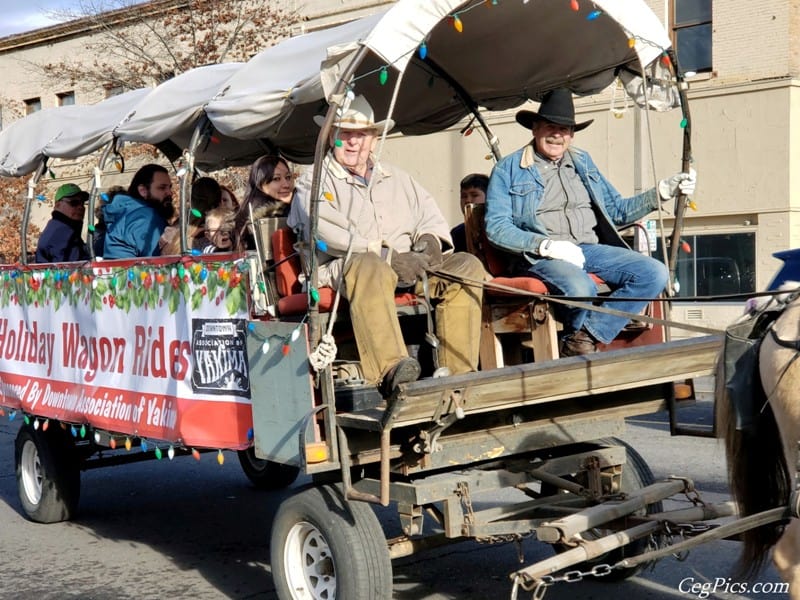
[759,293,800,406]
[428,268,719,336]
[428,268,800,338]
[281,247,800,343]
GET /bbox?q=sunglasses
[60,197,86,207]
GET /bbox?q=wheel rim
[283,520,336,599]
[20,439,43,506]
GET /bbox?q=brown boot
[560,329,598,357]
[379,357,421,397]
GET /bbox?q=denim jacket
[485,144,660,266]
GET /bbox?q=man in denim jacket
[486,88,695,356]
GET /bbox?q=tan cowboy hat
[313,94,395,132]
[515,88,593,132]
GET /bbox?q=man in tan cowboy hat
[485,88,696,357]
[289,95,485,394]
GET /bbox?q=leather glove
[413,233,443,268]
[391,251,431,287]
[659,167,697,200]
[538,239,585,269]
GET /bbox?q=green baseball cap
[54,183,89,203]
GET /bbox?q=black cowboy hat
[515,88,594,132]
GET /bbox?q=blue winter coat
[102,193,166,259]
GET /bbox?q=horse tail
[715,356,791,578]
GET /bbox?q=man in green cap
[34,183,90,263]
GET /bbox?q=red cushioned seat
[487,274,605,297]
[460,203,606,296]
[272,227,303,297]
[277,288,338,315]
[461,202,617,366]
[271,228,427,317]
[276,289,422,316]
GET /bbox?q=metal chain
[476,532,532,545]
[510,564,616,600]
[456,481,475,527]
[683,487,705,506]
[672,477,706,507]
[658,520,687,561]
[508,518,713,600]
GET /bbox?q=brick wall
[712,0,791,83]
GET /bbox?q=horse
[716,291,800,597]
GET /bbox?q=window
[24,97,41,114]
[105,85,124,98]
[655,233,755,299]
[57,91,75,106]
[672,0,712,75]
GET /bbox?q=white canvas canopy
[204,12,386,164]
[334,0,672,134]
[203,0,672,163]
[44,88,151,159]
[113,62,257,167]
[0,107,71,177]
[0,0,674,175]
[0,88,150,177]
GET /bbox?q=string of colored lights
[3,0,688,468]
[0,410,240,465]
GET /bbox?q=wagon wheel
[237,447,300,490]
[271,483,392,600]
[15,422,81,523]
[556,437,661,581]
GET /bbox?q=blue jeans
[525,244,668,344]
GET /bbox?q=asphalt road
[0,397,788,600]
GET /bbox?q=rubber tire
[566,437,661,582]
[15,423,80,523]
[271,483,392,600]
[237,447,300,490]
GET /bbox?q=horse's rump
[717,303,793,577]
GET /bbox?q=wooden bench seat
[463,203,622,368]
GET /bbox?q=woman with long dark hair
[236,155,295,249]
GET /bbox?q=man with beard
[486,88,696,357]
[102,164,174,258]
[35,183,90,263]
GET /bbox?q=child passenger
[202,207,235,253]
[219,185,240,211]
[450,173,489,253]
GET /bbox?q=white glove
[538,239,585,269]
[309,333,337,372]
[659,167,697,200]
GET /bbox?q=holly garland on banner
[0,258,248,316]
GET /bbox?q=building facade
[0,0,794,332]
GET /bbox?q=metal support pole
[21,161,47,265]
[535,479,686,543]
[514,521,661,584]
